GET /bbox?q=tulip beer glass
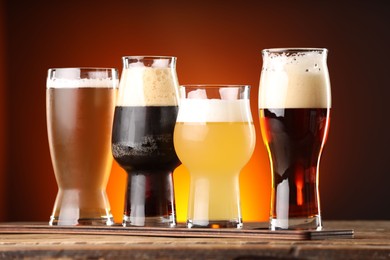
[47,68,118,226]
[259,48,331,230]
[111,56,180,227]
[174,85,256,228]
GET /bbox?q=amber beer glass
[111,56,180,227]
[259,48,331,230]
[174,85,256,228]
[47,68,118,225]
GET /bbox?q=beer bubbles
[259,49,331,109]
[116,57,179,107]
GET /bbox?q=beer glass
[174,85,256,228]
[259,48,331,230]
[111,56,180,227]
[47,68,118,226]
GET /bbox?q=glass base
[49,215,114,226]
[49,189,114,226]
[123,215,176,227]
[187,219,243,229]
[270,215,322,230]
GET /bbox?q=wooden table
[0,221,389,259]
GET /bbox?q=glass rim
[180,84,251,88]
[47,67,119,88]
[122,55,177,60]
[262,48,328,54]
[48,67,118,71]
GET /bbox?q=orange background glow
[1,0,390,222]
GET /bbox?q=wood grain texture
[0,222,353,240]
[0,221,388,259]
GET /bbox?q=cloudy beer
[47,68,117,225]
[111,56,180,227]
[174,86,256,228]
[259,49,331,230]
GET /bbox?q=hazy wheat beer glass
[259,48,331,230]
[174,85,256,228]
[47,68,118,226]
[112,56,180,227]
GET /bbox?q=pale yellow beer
[174,122,254,173]
[174,86,255,228]
[174,122,254,222]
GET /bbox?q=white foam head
[47,78,118,88]
[177,88,253,123]
[47,68,118,88]
[177,99,252,123]
[116,60,179,106]
[259,49,331,109]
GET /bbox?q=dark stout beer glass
[47,68,118,226]
[259,48,331,230]
[112,56,180,227]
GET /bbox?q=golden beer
[174,87,255,228]
[174,121,255,223]
[47,68,118,226]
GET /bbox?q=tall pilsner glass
[259,48,331,230]
[47,68,118,226]
[174,85,256,228]
[112,56,180,227]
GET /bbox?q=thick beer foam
[177,99,252,123]
[47,78,117,88]
[116,66,178,106]
[259,51,331,109]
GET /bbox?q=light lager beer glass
[259,48,331,230]
[47,68,118,226]
[111,56,180,227]
[174,85,256,228]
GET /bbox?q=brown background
[0,0,389,222]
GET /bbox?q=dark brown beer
[259,48,331,230]
[260,108,330,221]
[114,56,179,227]
[112,105,180,226]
